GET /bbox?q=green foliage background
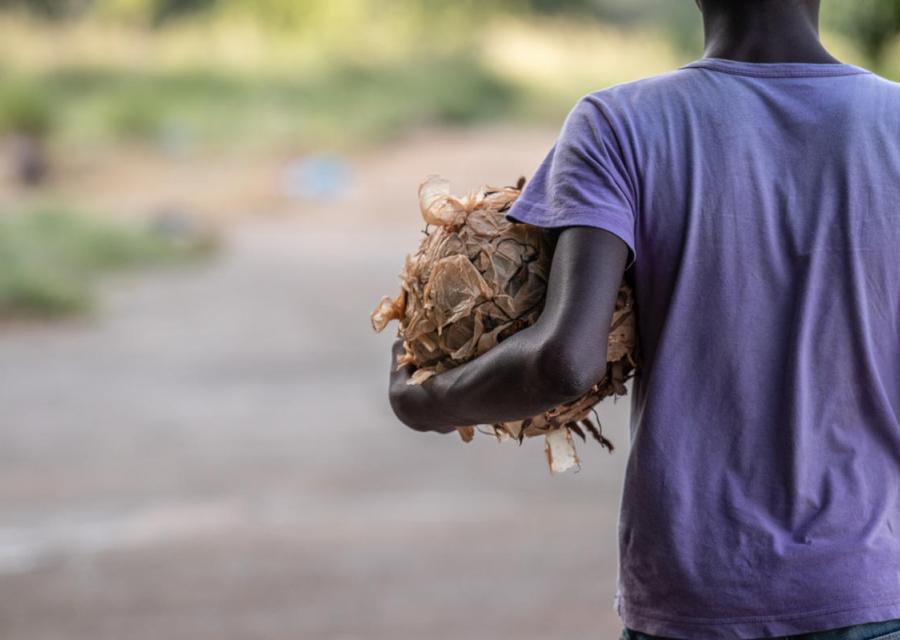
[0,209,213,316]
[0,0,896,318]
[3,0,898,54]
[0,0,896,149]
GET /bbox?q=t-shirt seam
[619,593,900,626]
[511,197,633,220]
[583,95,642,213]
[679,64,872,79]
[507,200,637,268]
[507,200,636,241]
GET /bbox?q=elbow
[535,339,607,403]
[389,383,438,432]
[389,385,421,431]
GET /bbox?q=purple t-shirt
[505,57,900,639]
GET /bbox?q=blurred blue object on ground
[281,154,353,201]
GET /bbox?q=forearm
[388,226,627,434]
[392,322,598,432]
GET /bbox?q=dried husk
[372,175,639,473]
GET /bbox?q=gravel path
[0,126,633,640]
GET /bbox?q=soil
[0,124,632,640]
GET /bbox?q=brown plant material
[372,175,639,473]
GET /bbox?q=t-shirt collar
[680,57,872,78]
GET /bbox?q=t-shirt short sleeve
[505,94,637,270]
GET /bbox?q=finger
[390,339,415,372]
[389,341,415,386]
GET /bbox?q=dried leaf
[419,175,468,227]
[581,419,614,453]
[545,427,581,474]
[371,294,405,332]
[372,175,640,472]
[569,422,586,441]
[407,368,435,385]
[424,255,493,331]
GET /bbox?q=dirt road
[0,125,633,640]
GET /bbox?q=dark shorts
[620,617,900,640]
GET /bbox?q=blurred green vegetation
[0,82,54,137]
[0,0,889,151]
[0,56,517,148]
[0,209,214,316]
[0,0,894,150]
[0,0,895,320]
[825,0,900,64]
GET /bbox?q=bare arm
[388,225,629,433]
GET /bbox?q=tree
[0,0,92,19]
[0,0,216,24]
[825,0,900,65]
[150,0,216,24]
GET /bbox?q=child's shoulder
[573,66,698,118]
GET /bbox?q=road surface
[0,125,633,640]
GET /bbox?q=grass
[0,54,520,151]
[0,12,696,150]
[0,82,55,137]
[0,209,214,317]
[0,12,880,150]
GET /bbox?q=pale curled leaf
[406,368,435,385]
[370,294,405,333]
[496,419,525,440]
[423,255,493,331]
[419,175,468,227]
[372,174,640,472]
[545,427,581,474]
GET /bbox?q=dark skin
[388,0,839,434]
[696,0,840,64]
[390,228,629,433]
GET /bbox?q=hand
[387,338,457,434]
[388,337,414,389]
[386,226,628,434]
